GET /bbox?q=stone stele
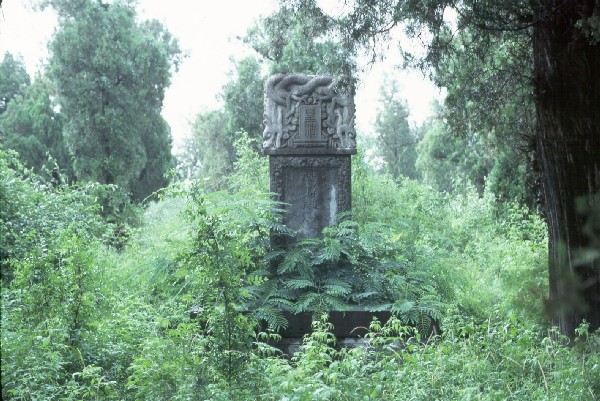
[263,73,356,241]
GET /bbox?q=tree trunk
[532,0,600,337]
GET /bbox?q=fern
[416,312,432,335]
[315,236,342,264]
[322,277,352,296]
[246,212,453,334]
[294,293,321,313]
[393,300,416,316]
[286,279,315,290]
[251,306,288,332]
[277,247,311,275]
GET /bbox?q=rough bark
[532,0,600,337]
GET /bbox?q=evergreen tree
[180,5,355,179]
[433,28,536,205]
[46,0,181,201]
[416,104,494,194]
[0,74,73,178]
[245,1,355,86]
[221,57,265,149]
[178,109,230,179]
[374,76,419,180]
[281,0,600,336]
[0,53,30,116]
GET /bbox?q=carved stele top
[263,74,356,152]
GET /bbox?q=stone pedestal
[261,311,393,357]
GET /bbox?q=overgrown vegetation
[2,0,599,399]
[2,138,598,400]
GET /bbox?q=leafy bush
[1,139,556,400]
[353,154,548,322]
[259,314,600,400]
[1,149,120,400]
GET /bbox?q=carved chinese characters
[264,74,356,241]
[263,74,356,150]
[270,156,351,239]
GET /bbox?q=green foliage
[1,73,73,179]
[260,313,600,400]
[415,107,536,208]
[0,52,31,115]
[430,26,536,205]
[178,109,231,179]
[353,153,548,323]
[125,139,279,398]
[0,149,107,282]
[0,149,122,400]
[416,114,492,194]
[250,217,447,335]
[0,122,561,400]
[245,0,355,85]
[226,132,269,193]
[221,57,266,145]
[374,75,420,180]
[46,0,181,200]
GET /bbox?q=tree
[179,5,356,179]
[177,109,230,179]
[0,53,31,116]
[0,74,73,178]
[415,102,521,198]
[416,115,490,193]
[374,76,420,180]
[46,0,181,201]
[530,1,600,336]
[427,26,537,205]
[245,1,356,86]
[280,0,600,336]
[221,57,265,148]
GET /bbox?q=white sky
[0,0,441,149]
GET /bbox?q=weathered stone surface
[269,154,352,240]
[259,311,394,357]
[263,74,356,151]
[264,74,356,240]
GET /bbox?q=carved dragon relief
[263,74,356,150]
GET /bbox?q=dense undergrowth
[2,139,599,400]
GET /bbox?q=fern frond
[263,248,287,264]
[293,293,320,313]
[286,279,315,290]
[277,248,311,274]
[264,298,295,311]
[315,237,342,264]
[416,312,432,335]
[252,305,289,332]
[323,284,352,296]
[322,277,352,296]
[320,294,350,312]
[392,299,415,316]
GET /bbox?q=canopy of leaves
[374,75,420,180]
[0,52,31,116]
[0,74,73,178]
[46,0,181,200]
